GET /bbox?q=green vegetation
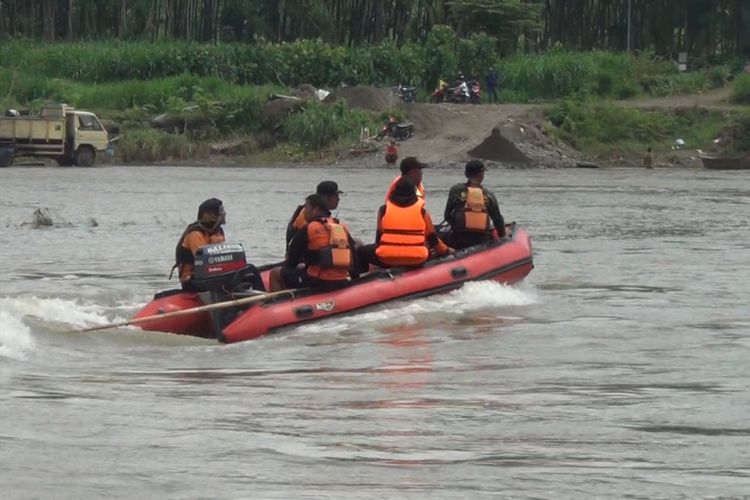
[0,31,744,163]
[545,100,750,157]
[0,39,735,100]
[282,101,377,151]
[731,74,750,104]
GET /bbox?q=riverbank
[92,84,749,170]
[2,42,749,168]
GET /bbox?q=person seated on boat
[286,180,343,245]
[443,160,506,250]
[385,156,427,201]
[173,198,264,293]
[271,194,359,292]
[359,178,453,269]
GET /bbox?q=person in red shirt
[385,139,399,164]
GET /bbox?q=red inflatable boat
[132,225,533,343]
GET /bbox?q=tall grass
[117,129,205,162]
[0,40,730,101]
[546,100,729,153]
[731,74,750,104]
[282,101,377,150]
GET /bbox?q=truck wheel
[56,156,74,167]
[74,146,96,167]
[0,146,13,167]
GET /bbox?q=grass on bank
[545,100,750,157]
[731,74,750,104]
[0,40,742,102]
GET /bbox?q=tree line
[1,1,748,60]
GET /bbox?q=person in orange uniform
[271,194,358,291]
[385,157,427,201]
[359,178,453,269]
[443,160,506,249]
[286,181,343,245]
[385,139,399,164]
[173,198,227,291]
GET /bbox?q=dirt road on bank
[331,85,746,169]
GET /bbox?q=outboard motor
[192,242,248,294]
[191,242,258,336]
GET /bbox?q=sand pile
[468,127,531,165]
[325,85,396,113]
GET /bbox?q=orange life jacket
[376,199,429,266]
[453,186,492,233]
[306,217,353,281]
[173,223,225,282]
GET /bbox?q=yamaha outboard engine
[191,243,254,336]
[192,242,248,293]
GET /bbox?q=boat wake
[0,296,133,358]
[0,309,35,360]
[285,280,539,338]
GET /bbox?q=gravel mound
[468,127,531,165]
[325,85,396,113]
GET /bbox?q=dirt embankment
[327,85,744,169]
[327,85,581,169]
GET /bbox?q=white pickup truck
[0,104,111,167]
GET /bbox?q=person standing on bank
[643,146,654,169]
[486,67,500,104]
[443,160,506,250]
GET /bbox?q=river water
[1,165,748,498]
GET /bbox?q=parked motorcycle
[375,116,414,141]
[392,84,417,103]
[430,79,473,104]
[430,80,449,103]
[442,81,469,103]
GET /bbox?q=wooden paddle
[72,288,303,334]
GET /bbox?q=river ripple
[1,165,749,498]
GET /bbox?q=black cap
[316,180,343,196]
[399,156,429,174]
[464,160,486,177]
[197,198,223,218]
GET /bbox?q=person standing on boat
[286,180,343,245]
[386,157,428,201]
[443,160,506,250]
[359,178,453,269]
[271,194,358,291]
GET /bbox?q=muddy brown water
[1,165,749,498]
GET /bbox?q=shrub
[282,101,376,150]
[731,74,750,104]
